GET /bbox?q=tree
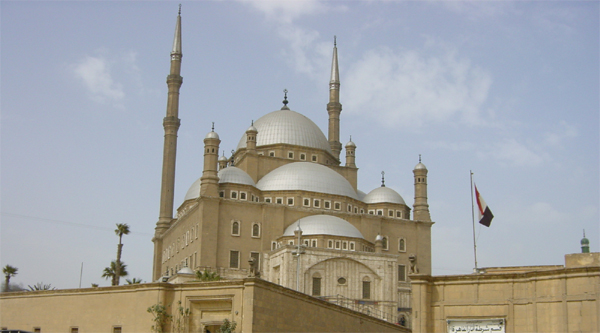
[102,260,128,284]
[28,282,56,291]
[126,277,143,284]
[148,303,172,333]
[114,223,130,286]
[3,264,18,292]
[217,319,237,333]
[195,269,221,282]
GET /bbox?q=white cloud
[544,120,577,146]
[344,47,492,128]
[239,0,331,24]
[72,55,124,104]
[480,138,545,167]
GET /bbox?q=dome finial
[581,229,590,253]
[419,154,422,163]
[334,35,337,47]
[251,119,254,126]
[178,3,181,15]
[211,122,215,132]
[281,89,290,110]
[381,171,386,187]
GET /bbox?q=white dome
[205,131,219,139]
[218,167,256,186]
[183,167,255,202]
[257,162,358,200]
[363,186,406,205]
[237,109,332,153]
[414,162,427,170]
[283,215,364,239]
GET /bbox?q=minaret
[345,136,356,168]
[327,36,342,161]
[218,151,228,170]
[581,230,590,253]
[153,6,183,280]
[200,123,221,197]
[413,155,431,221]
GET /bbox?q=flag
[475,184,494,227]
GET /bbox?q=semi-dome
[257,162,358,200]
[363,186,406,205]
[183,167,255,202]
[357,189,367,201]
[236,109,332,153]
[218,167,256,186]
[283,215,364,239]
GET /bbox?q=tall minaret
[153,7,183,280]
[413,155,431,221]
[327,36,342,161]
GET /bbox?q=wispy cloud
[72,54,124,104]
[344,47,492,128]
[480,138,545,167]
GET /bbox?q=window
[276,197,283,204]
[265,197,272,203]
[324,200,331,209]
[377,209,383,216]
[328,240,334,249]
[311,239,317,247]
[231,221,240,236]
[311,155,318,162]
[388,210,394,217]
[338,277,347,285]
[354,207,358,214]
[313,199,320,208]
[288,151,294,159]
[399,238,406,252]
[360,209,365,214]
[34,328,41,333]
[230,191,238,199]
[229,250,240,268]
[312,276,322,296]
[71,328,79,333]
[240,192,247,200]
[219,191,225,198]
[342,241,348,250]
[368,210,375,215]
[396,210,402,218]
[269,151,275,157]
[334,202,341,210]
[335,241,341,249]
[288,240,294,245]
[398,264,407,282]
[303,239,310,247]
[347,204,352,212]
[303,198,310,207]
[250,252,260,269]
[271,241,278,250]
[349,242,355,251]
[382,236,388,250]
[113,327,122,333]
[300,153,306,160]
[287,197,294,206]
[252,223,260,238]
[362,280,371,299]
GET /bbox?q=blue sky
[1,1,598,289]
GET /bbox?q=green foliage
[91,283,99,288]
[3,264,18,292]
[195,269,221,281]
[28,282,56,291]
[102,260,129,283]
[126,277,143,284]
[147,303,172,333]
[217,319,237,333]
[172,300,190,333]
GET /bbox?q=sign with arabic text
[447,318,505,333]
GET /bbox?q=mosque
[151,9,432,325]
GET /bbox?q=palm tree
[126,277,142,284]
[114,223,130,286]
[28,282,56,291]
[102,260,128,284]
[3,265,18,292]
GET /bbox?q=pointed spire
[330,36,339,85]
[381,171,386,187]
[281,89,290,110]
[171,5,182,56]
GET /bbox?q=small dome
[218,155,228,162]
[177,266,194,275]
[345,140,356,148]
[237,109,332,153]
[414,162,427,170]
[218,167,256,186]
[283,215,364,239]
[375,234,383,241]
[183,178,201,201]
[206,131,219,140]
[246,125,258,132]
[257,162,358,199]
[581,237,590,245]
[364,186,406,205]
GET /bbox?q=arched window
[382,236,388,250]
[252,223,260,238]
[362,277,371,299]
[231,221,240,236]
[399,238,406,252]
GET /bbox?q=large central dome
[237,109,333,153]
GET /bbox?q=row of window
[311,276,373,298]
[229,250,260,269]
[163,224,200,263]
[219,190,260,202]
[368,209,404,218]
[271,239,358,251]
[231,221,261,238]
[259,150,319,162]
[164,252,197,277]
[380,236,407,252]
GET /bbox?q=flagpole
[470,171,478,272]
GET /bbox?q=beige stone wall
[410,265,600,333]
[0,278,408,333]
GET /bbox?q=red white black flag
[475,184,494,227]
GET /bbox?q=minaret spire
[327,36,342,161]
[154,7,184,280]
